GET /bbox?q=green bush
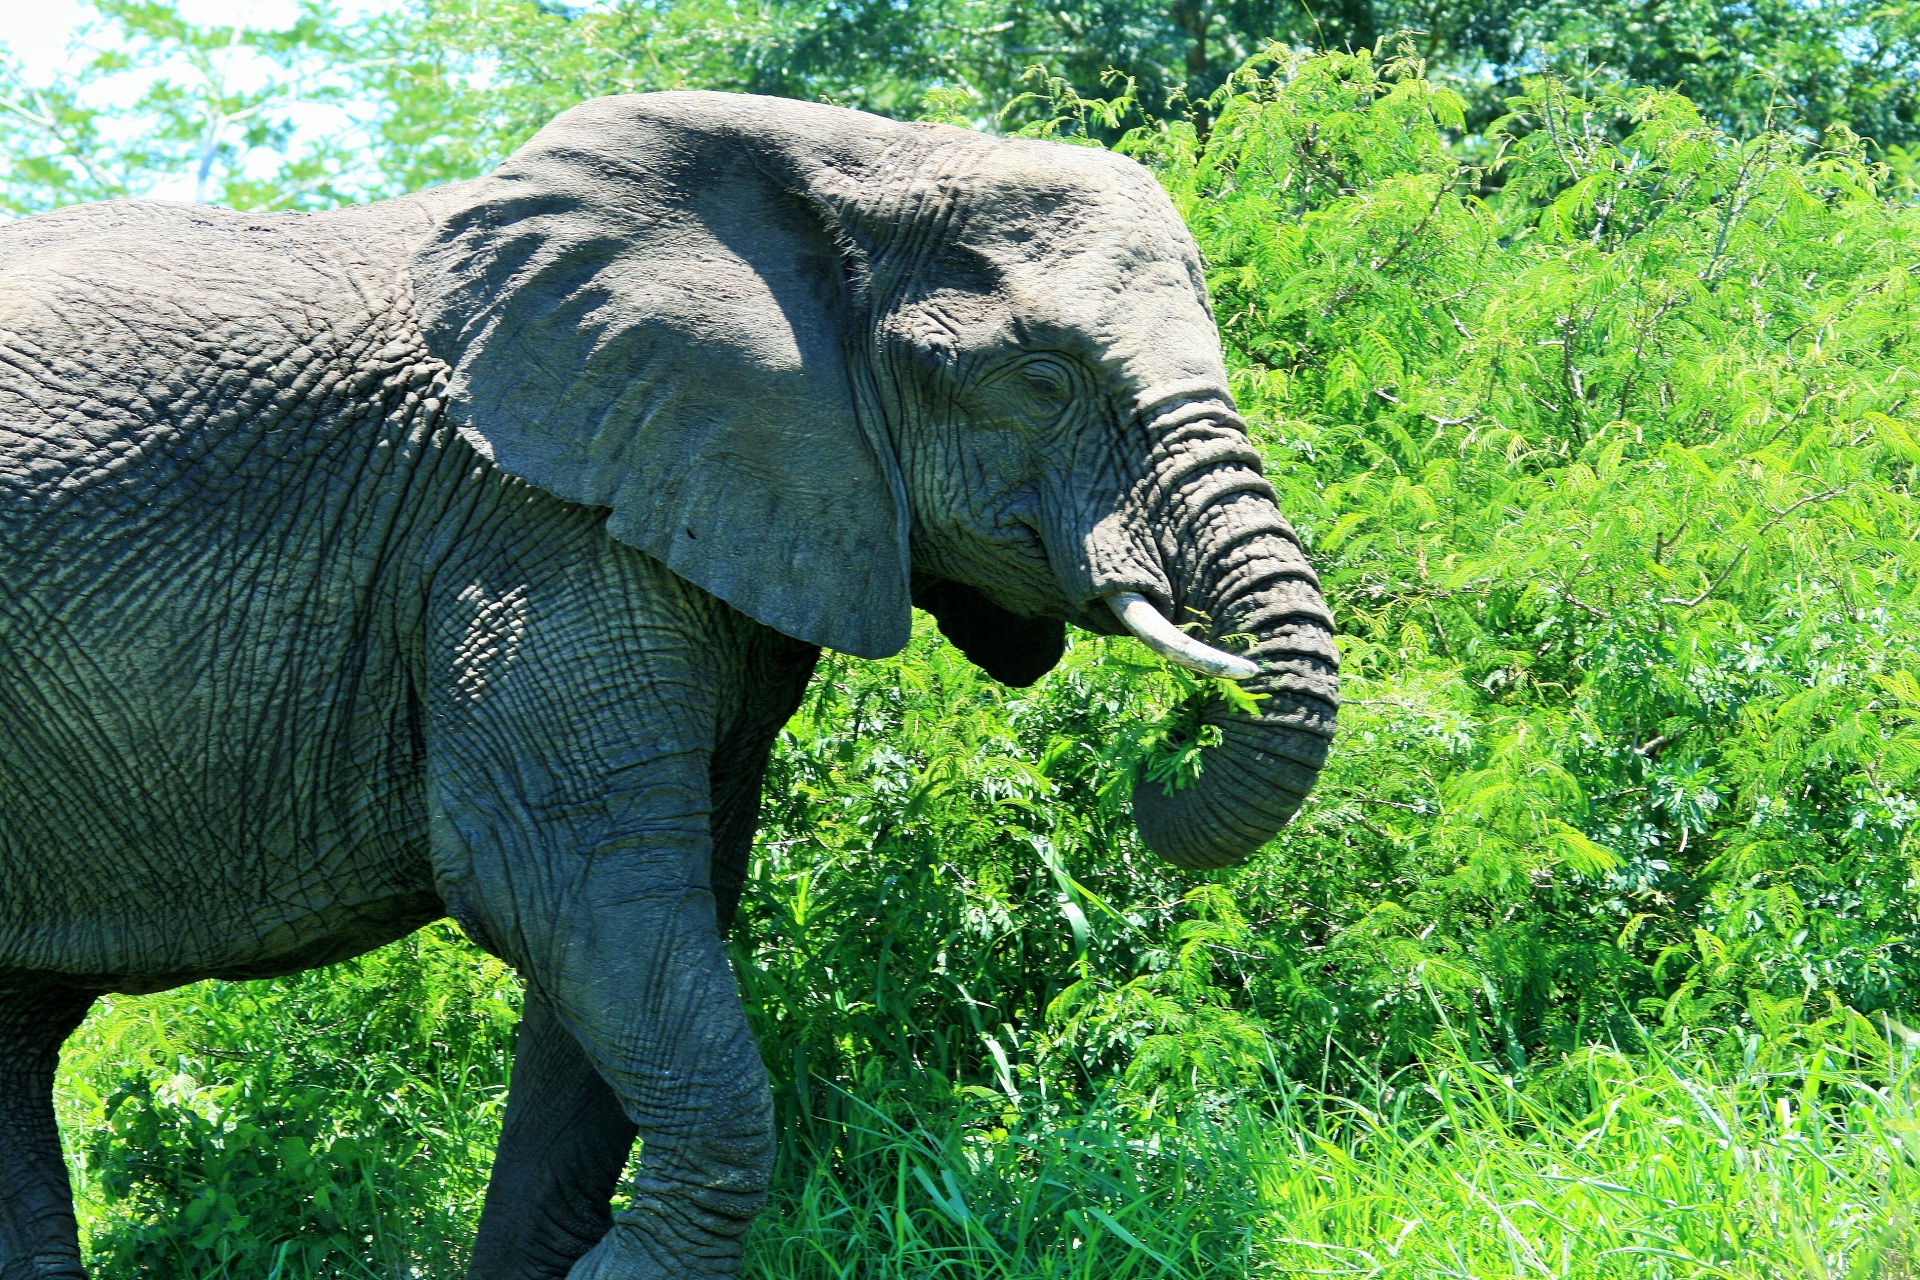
[60,927,516,1278]
[1164,48,1920,1053]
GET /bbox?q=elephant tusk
[1106,592,1260,681]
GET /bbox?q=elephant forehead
[949,167,1206,319]
[960,143,1190,241]
[980,223,1222,381]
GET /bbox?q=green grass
[745,1042,1920,1279]
[52,945,1920,1279]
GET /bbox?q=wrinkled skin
[0,94,1337,1279]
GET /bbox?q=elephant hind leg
[468,993,639,1280]
[0,983,94,1280]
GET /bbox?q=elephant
[0,91,1338,1278]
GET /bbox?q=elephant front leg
[435,774,775,1280]
[430,542,787,1279]
[560,883,775,1280]
[468,993,639,1279]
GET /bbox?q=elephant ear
[410,94,910,659]
[912,577,1065,687]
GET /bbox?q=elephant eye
[971,353,1084,435]
[1016,357,1074,404]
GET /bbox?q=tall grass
[750,1024,1920,1279]
[58,952,1920,1278]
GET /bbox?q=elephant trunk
[1124,399,1340,869]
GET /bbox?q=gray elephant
[0,93,1337,1278]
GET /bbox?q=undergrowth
[60,961,1920,1277]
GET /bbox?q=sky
[7,0,107,74]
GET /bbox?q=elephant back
[0,200,440,522]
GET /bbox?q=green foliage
[337,0,783,193]
[58,926,516,1277]
[13,0,1920,213]
[1137,49,1920,1054]
[0,0,374,214]
[1450,0,1920,146]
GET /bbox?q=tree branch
[1660,486,1847,608]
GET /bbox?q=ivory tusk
[1106,592,1260,681]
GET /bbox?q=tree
[1437,0,1920,144]
[0,0,376,215]
[9,0,1920,217]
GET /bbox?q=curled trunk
[1127,405,1339,868]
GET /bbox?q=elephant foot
[564,1215,745,1280]
[564,1231,658,1280]
[0,1263,87,1280]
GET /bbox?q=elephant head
[411,92,1338,869]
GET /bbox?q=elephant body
[0,197,810,989]
[0,93,1337,1279]
[2,198,460,986]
